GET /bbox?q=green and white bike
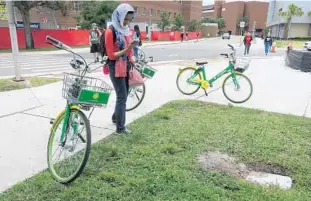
[176,44,253,103]
[46,36,113,184]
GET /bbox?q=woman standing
[133,25,142,60]
[105,3,138,134]
[243,32,253,55]
[264,33,273,56]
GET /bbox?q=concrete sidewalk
[1,55,311,192]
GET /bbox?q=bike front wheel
[47,108,91,184]
[176,67,201,95]
[126,84,146,111]
[138,48,146,61]
[222,72,253,104]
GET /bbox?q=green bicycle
[46,36,113,184]
[176,44,253,103]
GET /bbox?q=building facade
[202,0,269,35]
[125,1,202,32]
[266,0,311,38]
[0,1,203,33]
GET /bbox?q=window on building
[73,2,80,12]
[134,6,138,14]
[179,0,182,3]
[142,7,146,15]
[150,9,153,16]
[174,13,176,18]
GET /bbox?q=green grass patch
[275,40,307,48]
[0,76,61,92]
[1,100,311,200]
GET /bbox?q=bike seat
[196,62,208,66]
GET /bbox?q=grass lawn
[1,100,311,201]
[275,40,307,49]
[0,77,61,92]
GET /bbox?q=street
[0,36,285,77]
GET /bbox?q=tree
[13,1,68,49]
[157,12,170,31]
[217,17,226,31]
[171,13,184,31]
[308,11,311,16]
[75,1,118,29]
[0,1,7,20]
[279,4,304,39]
[188,19,201,31]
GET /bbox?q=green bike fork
[59,104,71,145]
[231,72,241,90]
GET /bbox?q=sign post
[239,21,245,43]
[6,1,22,81]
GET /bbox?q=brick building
[202,0,269,35]
[0,1,203,32]
[123,1,202,32]
[0,2,80,29]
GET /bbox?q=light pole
[6,1,22,81]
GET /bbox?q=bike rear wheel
[222,72,253,103]
[126,84,146,111]
[176,67,201,95]
[47,108,91,184]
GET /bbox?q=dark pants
[107,59,130,132]
[244,44,251,55]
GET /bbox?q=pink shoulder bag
[128,64,144,86]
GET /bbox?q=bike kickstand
[204,89,208,96]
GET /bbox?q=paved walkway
[1,47,309,192]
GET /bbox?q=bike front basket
[235,57,251,73]
[141,65,157,79]
[62,73,113,107]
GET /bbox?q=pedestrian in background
[180,32,184,42]
[105,3,137,134]
[133,25,142,60]
[99,28,106,63]
[89,23,101,62]
[243,31,253,55]
[264,33,273,56]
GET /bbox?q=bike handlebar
[46,35,72,52]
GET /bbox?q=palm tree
[279,4,304,39]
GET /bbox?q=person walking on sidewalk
[89,23,101,62]
[105,3,137,134]
[264,33,273,56]
[243,31,253,55]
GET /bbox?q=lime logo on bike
[92,93,99,100]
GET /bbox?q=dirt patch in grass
[198,151,249,178]
[248,161,289,176]
[0,76,61,92]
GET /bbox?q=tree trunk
[21,9,34,49]
[287,19,292,40]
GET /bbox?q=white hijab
[111,3,135,36]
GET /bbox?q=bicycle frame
[188,60,238,87]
